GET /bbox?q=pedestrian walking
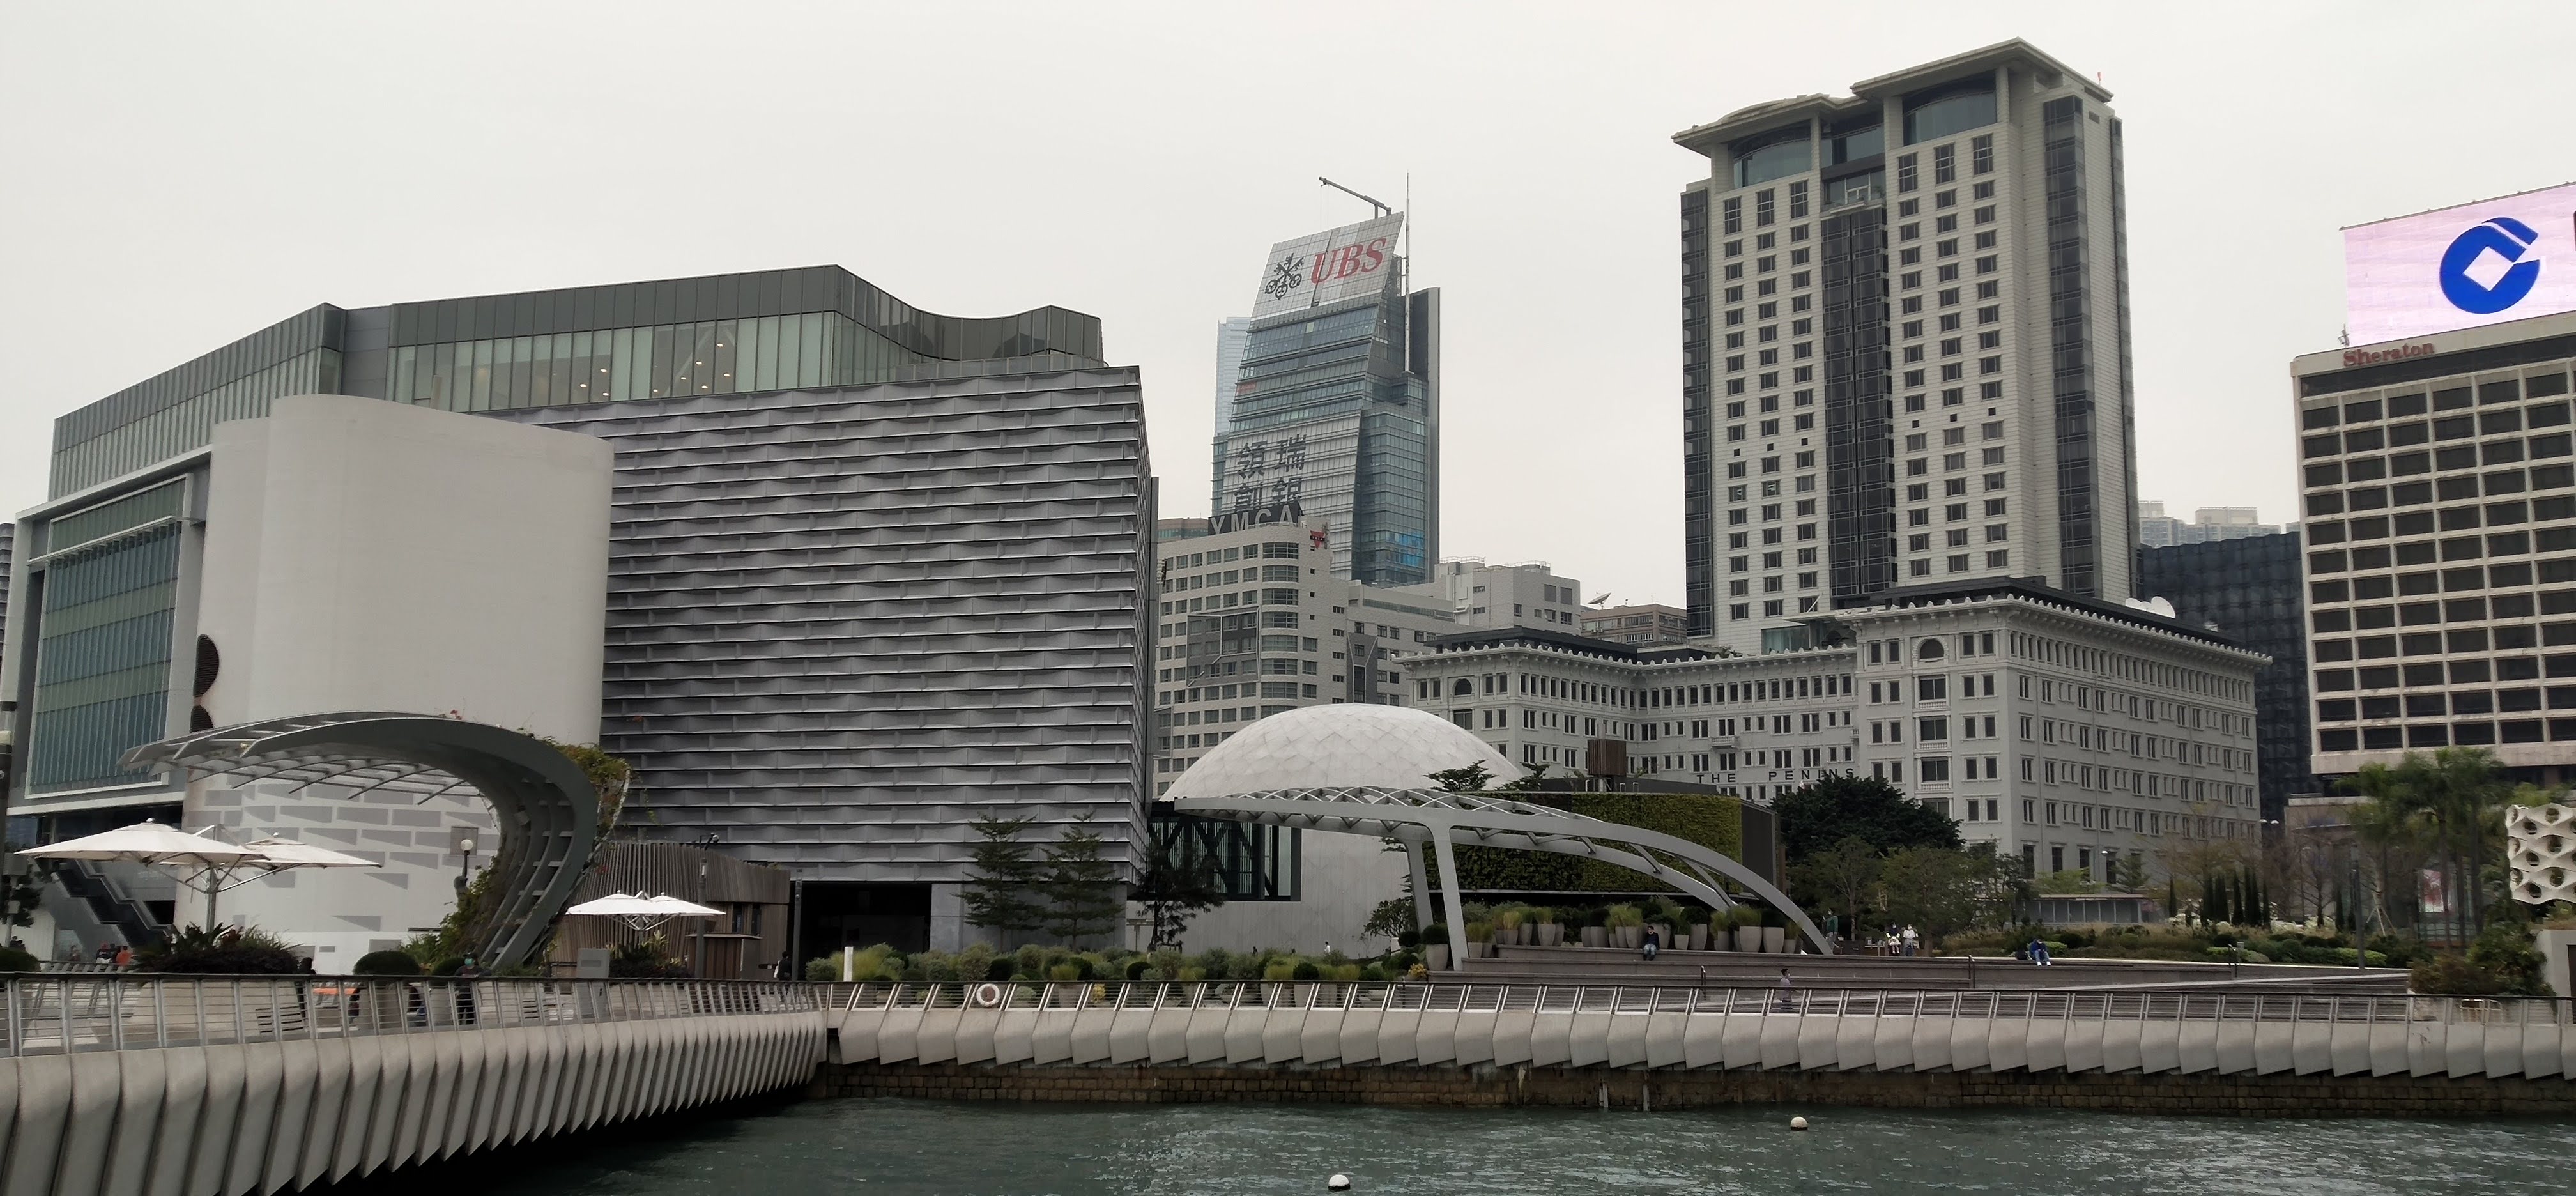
[1774,967,1797,1012]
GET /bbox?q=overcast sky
[4,3,2569,606]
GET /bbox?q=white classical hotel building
[1407,579,2265,885]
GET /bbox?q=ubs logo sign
[2439,217,2542,315]
[1260,254,1305,303]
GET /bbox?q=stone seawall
[814,1061,2576,1118]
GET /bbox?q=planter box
[1581,926,1608,948]
[1537,924,1565,947]
[1735,926,1761,953]
[1426,944,1452,970]
[1763,926,1786,953]
[1614,926,1643,950]
[1689,924,1710,951]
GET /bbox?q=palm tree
[2345,747,2509,940]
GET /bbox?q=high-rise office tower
[2296,182,2576,785]
[1208,316,1252,518]
[1213,216,1441,585]
[1675,40,2138,652]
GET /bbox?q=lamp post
[450,827,477,894]
[693,831,719,977]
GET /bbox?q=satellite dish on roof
[1588,593,1611,606]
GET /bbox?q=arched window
[1917,638,1946,661]
[1451,678,1475,696]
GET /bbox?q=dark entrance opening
[794,881,932,960]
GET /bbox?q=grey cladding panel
[503,370,1152,882]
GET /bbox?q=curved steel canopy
[1171,786,1833,956]
[123,712,601,969]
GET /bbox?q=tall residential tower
[1675,40,2138,652]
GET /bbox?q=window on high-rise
[1722,197,1742,234]
[1904,82,1997,144]
[1970,134,1995,174]
[1934,145,1956,183]
[1897,154,1918,192]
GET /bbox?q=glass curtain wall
[49,350,339,497]
[387,312,928,411]
[26,522,183,793]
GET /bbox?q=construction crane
[1318,176,1392,218]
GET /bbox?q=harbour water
[365,1096,2569,1195]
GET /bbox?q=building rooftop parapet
[1841,577,2269,663]
[1673,38,2107,158]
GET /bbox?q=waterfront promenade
[0,976,824,1196]
[820,979,2576,1116]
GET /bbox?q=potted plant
[1607,904,1645,950]
[1495,906,1526,947]
[1533,906,1564,947]
[1731,907,1763,953]
[1762,921,1787,954]
[1422,923,1452,970]
[1464,921,1495,958]
[1686,912,1711,952]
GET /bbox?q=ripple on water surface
[397,1098,2573,1196]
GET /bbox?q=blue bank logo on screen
[2438,217,2542,315]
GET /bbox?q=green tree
[1425,763,1494,793]
[2347,747,2510,937]
[962,815,1047,936]
[1776,774,1961,862]
[1133,826,1226,949]
[2033,869,2101,896]
[1878,847,2018,940]
[1039,815,1124,945]
[1790,836,1881,933]
[2111,852,2149,893]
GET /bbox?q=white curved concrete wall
[0,1012,824,1196]
[828,990,2576,1082]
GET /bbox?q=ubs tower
[1211,215,1441,585]
[1674,40,2139,652]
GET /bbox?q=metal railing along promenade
[829,980,2576,1083]
[1,977,831,1196]
[840,979,2575,1026]
[1,974,820,1057]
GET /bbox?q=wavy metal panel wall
[500,370,1154,878]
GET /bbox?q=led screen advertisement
[1249,214,1404,319]
[2344,182,2576,344]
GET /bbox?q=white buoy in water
[1790,1116,1809,1131]
[1328,1176,1353,1191]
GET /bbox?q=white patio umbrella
[565,891,723,931]
[20,823,378,929]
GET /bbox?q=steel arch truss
[123,712,601,969]
[1171,786,1832,956]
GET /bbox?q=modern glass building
[2137,530,2318,822]
[1673,40,2138,652]
[7,268,1117,875]
[1215,217,1440,586]
[47,266,1101,498]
